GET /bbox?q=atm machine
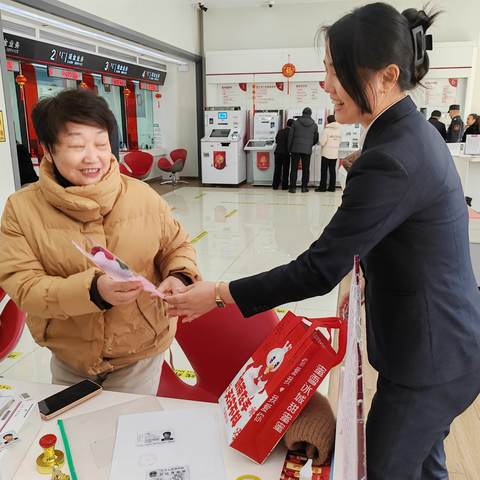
[244,110,281,185]
[287,108,326,186]
[201,107,247,185]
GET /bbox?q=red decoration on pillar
[239,83,247,92]
[20,63,42,158]
[124,81,138,150]
[319,81,325,90]
[15,73,27,101]
[81,73,95,90]
[276,82,285,91]
[448,78,458,88]
[155,92,162,108]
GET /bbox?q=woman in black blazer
[165,3,480,478]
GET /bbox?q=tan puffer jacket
[0,158,199,376]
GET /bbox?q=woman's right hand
[97,274,143,305]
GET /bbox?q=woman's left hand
[164,281,217,322]
[157,275,187,297]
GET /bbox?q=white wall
[158,63,198,177]
[204,0,480,51]
[205,43,477,118]
[59,0,201,55]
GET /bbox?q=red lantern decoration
[155,92,162,108]
[79,81,88,89]
[123,87,131,97]
[16,73,27,101]
[281,63,296,78]
[281,61,296,95]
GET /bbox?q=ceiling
[203,0,349,8]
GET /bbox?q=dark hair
[32,88,116,152]
[302,107,312,116]
[327,114,336,123]
[431,110,441,118]
[287,118,294,127]
[321,2,440,114]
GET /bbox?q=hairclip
[411,26,433,67]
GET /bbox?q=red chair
[0,289,26,361]
[122,151,154,180]
[119,162,134,177]
[157,304,279,402]
[158,148,188,187]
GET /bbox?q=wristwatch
[215,281,226,308]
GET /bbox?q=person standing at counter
[164,3,480,479]
[316,114,341,192]
[462,113,479,143]
[446,104,465,143]
[272,118,294,190]
[288,107,319,193]
[428,110,447,140]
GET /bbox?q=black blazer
[428,117,447,141]
[230,96,480,387]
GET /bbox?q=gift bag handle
[287,315,347,365]
[305,316,347,362]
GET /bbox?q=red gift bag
[219,311,347,464]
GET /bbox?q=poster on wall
[292,82,327,106]
[218,84,247,107]
[153,123,162,148]
[424,78,458,106]
[251,83,284,108]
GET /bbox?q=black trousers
[272,153,290,189]
[319,156,337,190]
[290,153,311,189]
[366,370,480,479]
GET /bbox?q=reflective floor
[0,185,342,395]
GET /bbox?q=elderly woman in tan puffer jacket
[0,89,199,395]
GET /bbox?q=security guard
[446,104,464,143]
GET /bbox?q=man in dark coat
[428,110,447,140]
[446,104,464,143]
[288,107,319,193]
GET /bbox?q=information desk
[2,378,286,480]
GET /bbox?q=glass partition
[135,87,154,149]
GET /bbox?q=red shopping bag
[219,311,347,464]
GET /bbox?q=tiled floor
[0,185,342,396]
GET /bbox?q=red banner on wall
[125,80,139,150]
[21,62,41,158]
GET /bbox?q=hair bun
[402,8,436,32]
[402,7,440,85]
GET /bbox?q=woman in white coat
[316,114,342,192]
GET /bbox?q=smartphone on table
[38,379,102,420]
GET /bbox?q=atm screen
[210,129,230,138]
[218,112,228,120]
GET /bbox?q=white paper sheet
[109,408,227,480]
